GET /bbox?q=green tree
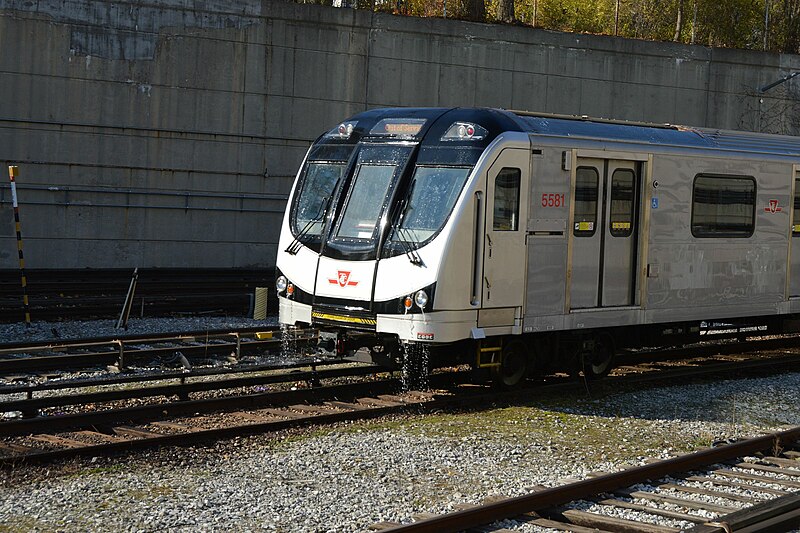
[695,0,762,48]
[768,0,800,52]
[533,0,614,33]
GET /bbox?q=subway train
[275,107,800,385]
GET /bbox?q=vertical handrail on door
[471,191,484,306]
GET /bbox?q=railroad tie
[112,426,163,439]
[0,441,37,454]
[289,404,338,415]
[711,468,800,488]
[591,496,706,523]
[614,487,739,513]
[527,516,616,533]
[683,475,792,496]
[323,401,366,411]
[654,482,762,504]
[150,421,206,433]
[733,460,800,477]
[356,397,404,407]
[29,434,87,449]
[367,522,400,531]
[229,411,279,423]
[76,430,127,444]
[259,408,307,419]
[758,455,800,469]
[555,508,680,533]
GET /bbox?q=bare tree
[674,0,684,40]
[497,0,515,23]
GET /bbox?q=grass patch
[69,463,126,478]
[0,517,43,533]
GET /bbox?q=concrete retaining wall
[1,0,798,270]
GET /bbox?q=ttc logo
[765,199,783,213]
[328,270,358,287]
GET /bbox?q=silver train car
[276,107,800,385]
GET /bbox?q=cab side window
[493,168,521,231]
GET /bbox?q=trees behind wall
[295,0,800,55]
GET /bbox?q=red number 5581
[541,193,565,208]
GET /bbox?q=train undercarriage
[287,313,798,388]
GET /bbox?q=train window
[336,164,396,239]
[574,167,599,237]
[691,175,756,238]
[293,162,345,236]
[610,169,635,237]
[493,168,520,231]
[794,178,800,236]
[394,166,471,241]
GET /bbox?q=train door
[481,148,530,320]
[790,173,800,298]
[570,157,641,309]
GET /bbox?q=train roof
[510,110,800,157]
[334,107,800,158]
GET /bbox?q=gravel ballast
[0,320,799,532]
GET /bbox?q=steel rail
[2,341,799,469]
[0,326,283,351]
[0,394,414,467]
[380,426,800,532]
[0,356,338,395]
[0,364,380,414]
[0,343,266,374]
[0,372,393,438]
[4,342,799,438]
[0,327,317,374]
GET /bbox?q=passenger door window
[574,167,599,236]
[794,178,800,236]
[610,169,635,237]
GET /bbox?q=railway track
[372,426,800,532]
[0,362,459,466]
[1,339,799,468]
[2,328,799,378]
[0,325,315,375]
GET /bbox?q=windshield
[336,164,396,239]
[389,166,471,244]
[291,162,345,237]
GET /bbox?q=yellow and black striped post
[8,166,31,327]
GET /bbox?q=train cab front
[275,107,525,366]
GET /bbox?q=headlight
[414,290,428,309]
[276,275,288,293]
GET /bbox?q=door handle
[484,277,491,289]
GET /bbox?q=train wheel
[581,335,614,379]
[492,339,528,388]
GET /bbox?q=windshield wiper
[391,181,424,266]
[398,227,424,266]
[285,195,332,255]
